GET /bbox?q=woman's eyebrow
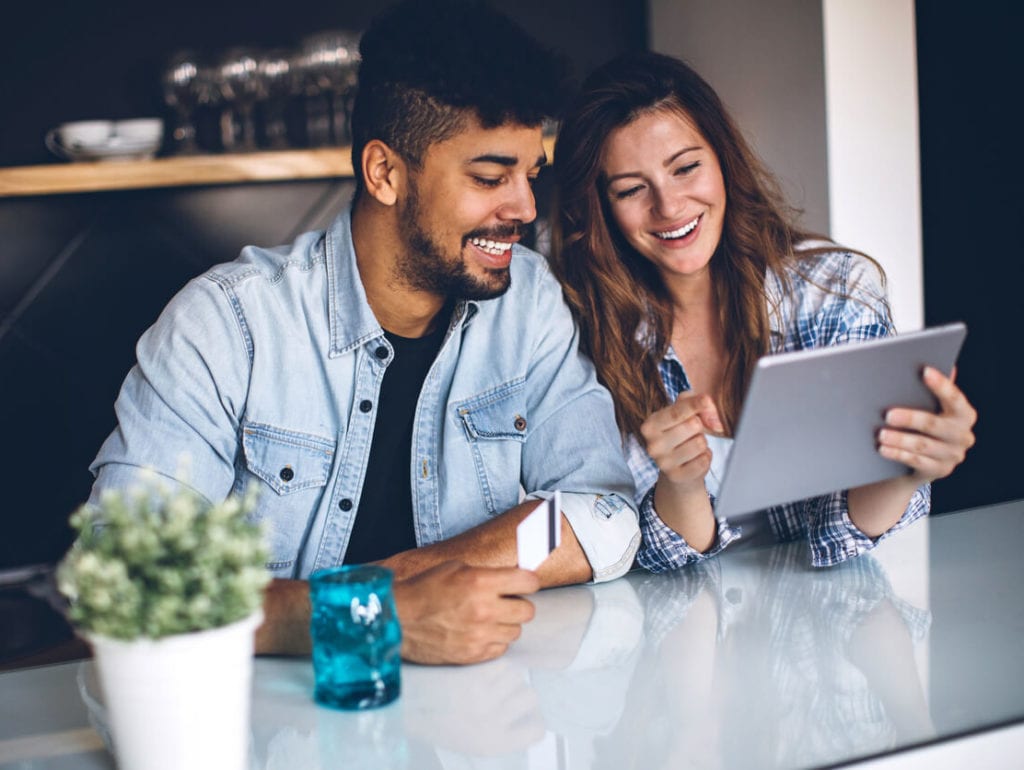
[604,146,702,184]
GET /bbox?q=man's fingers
[481,567,541,597]
[496,595,537,624]
[395,563,541,665]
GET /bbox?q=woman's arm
[641,392,724,553]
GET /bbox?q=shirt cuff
[525,490,640,583]
[635,486,739,572]
[808,484,931,567]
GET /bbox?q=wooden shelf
[0,148,355,198]
[0,137,558,198]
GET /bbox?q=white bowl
[114,118,164,143]
[52,120,114,150]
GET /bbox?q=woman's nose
[651,185,682,220]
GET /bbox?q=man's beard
[396,181,516,301]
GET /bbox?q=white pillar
[823,0,924,332]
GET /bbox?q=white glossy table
[2,500,1023,769]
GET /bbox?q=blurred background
[0,0,1018,591]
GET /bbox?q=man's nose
[497,176,537,224]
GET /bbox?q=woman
[550,51,976,570]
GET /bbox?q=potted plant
[57,475,271,770]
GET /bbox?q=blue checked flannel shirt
[630,249,931,571]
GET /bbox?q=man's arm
[381,499,591,584]
[256,499,584,663]
[256,560,542,664]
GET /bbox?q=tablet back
[714,322,967,520]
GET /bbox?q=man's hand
[256,577,312,656]
[256,562,540,665]
[394,561,540,665]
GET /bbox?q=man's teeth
[656,217,700,240]
[470,238,513,256]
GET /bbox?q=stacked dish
[45,119,164,162]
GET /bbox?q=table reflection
[33,503,1022,769]
[600,545,934,770]
[73,544,933,770]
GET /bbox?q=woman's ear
[361,140,405,206]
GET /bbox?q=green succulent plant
[57,477,271,640]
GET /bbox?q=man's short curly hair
[350,0,569,188]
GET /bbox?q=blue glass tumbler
[309,565,402,710]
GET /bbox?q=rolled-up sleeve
[525,490,640,582]
[519,263,640,582]
[806,485,931,567]
[636,488,740,572]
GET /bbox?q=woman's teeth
[656,216,700,240]
[470,238,513,256]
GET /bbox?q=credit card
[516,491,561,571]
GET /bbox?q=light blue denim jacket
[90,209,640,581]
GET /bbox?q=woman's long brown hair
[550,51,863,439]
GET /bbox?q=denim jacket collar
[325,208,480,357]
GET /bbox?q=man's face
[395,118,546,300]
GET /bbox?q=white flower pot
[87,610,262,770]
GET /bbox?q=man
[88,0,639,664]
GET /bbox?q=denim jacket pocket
[454,379,527,516]
[239,422,335,576]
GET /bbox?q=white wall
[647,0,924,332]
[648,0,831,236]
[823,0,924,332]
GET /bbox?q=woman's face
[600,107,726,283]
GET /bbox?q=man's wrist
[255,578,312,656]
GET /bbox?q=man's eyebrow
[468,153,549,168]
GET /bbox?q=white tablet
[714,322,967,519]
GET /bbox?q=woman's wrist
[653,476,717,552]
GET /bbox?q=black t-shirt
[343,311,451,564]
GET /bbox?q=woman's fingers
[646,415,707,462]
[923,366,977,422]
[640,393,722,487]
[649,428,712,484]
[878,428,965,477]
[882,367,977,479]
[641,393,722,440]
[879,366,979,482]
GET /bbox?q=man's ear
[361,140,405,206]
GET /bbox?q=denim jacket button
[359,399,373,413]
[513,415,527,431]
[374,346,389,360]
[339,498,353,511]
[279,466,294,482]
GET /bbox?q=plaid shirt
[630,249,931,571]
